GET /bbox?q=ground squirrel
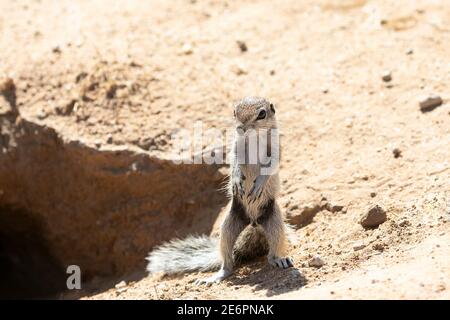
[146,97,293,284]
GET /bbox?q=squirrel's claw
[233,180,245,198]
[195,269,231,285]
[269,256,294,269]
[247,175,267,203]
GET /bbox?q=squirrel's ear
[270,103,275,114]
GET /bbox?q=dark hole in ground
[0,206,67,299]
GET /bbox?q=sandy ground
[1,0,449,299]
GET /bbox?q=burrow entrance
[0,206,66,299]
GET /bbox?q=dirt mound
[0,112,227,298]
[1,0,449,299]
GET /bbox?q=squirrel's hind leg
[260,199,294,269]
[196,196,248,285]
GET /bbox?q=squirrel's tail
[146,235,221,275]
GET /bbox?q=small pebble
[419,95,443,113]
[115,280,127,289]
[0,77,15,93]
[382,71,392,82]
[181,43,193,55]
[236,40,247,52]
[353,242,366,251]
[308,255,325,268]
[52,45,61,54]
[393,148,402,158]
[360,205,387,229]
[399,219,411,227]
[231,63,247,75]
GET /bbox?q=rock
[52,45,61,54]
[55,99,77,116]
[435,284,446,293]
[321,196,346,213]
[370,192,377,198]
[360,205,387,229]
[115,280,127,289]
[382,71,392,82]
[0,77,15,94]
[129,61,142,68]
[37,110,49,120]
[353,242,366,251]
[106,134,113,144]
[344,117,353,128]
[372,242,385,251]
[115,280,128,293]
[106,83,118,99]
[406,48,414,55]
[0,77,18,116]
[308,255,325,268]
[181,43,193,55]
[392,148,402,158]
[76,113,89,122]
[399,219,411,227]
[75,72,88,83]
[236,40,248,52]
[419,95,443,113]
[231,63,247,76]
[326,203,345,213]
[137,137,155,151]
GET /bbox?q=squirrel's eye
[256,110,266,120]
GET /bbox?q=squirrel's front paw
[268,256,294,269]
[232,179,245,198]
[247,175,267,203]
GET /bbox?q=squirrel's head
[233,97,277,133]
